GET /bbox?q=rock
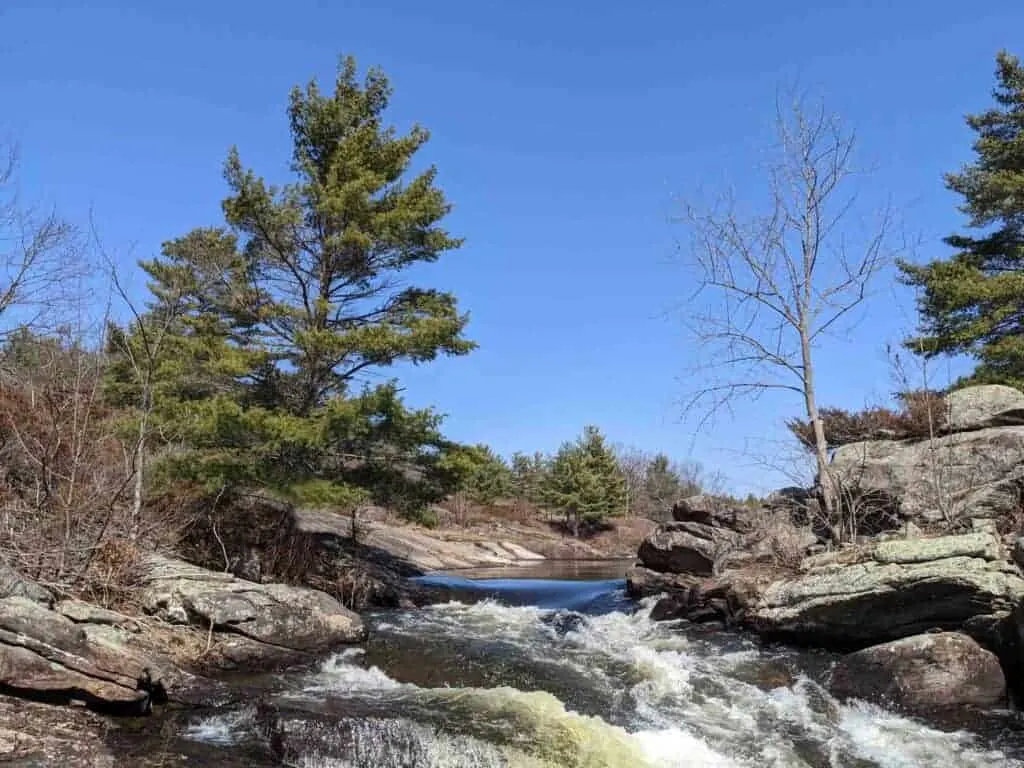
[0,695,118,767]
[672,494,754,532]
[637,522,737,576]
[0,596,148,708]
[748,533,1024,649]
[830,632,1006,710]
[0,561,53,606]
[625,565,700,599]
[1015,537,1024,571]
[542,610,587,636]
[830,425,1024,526]
[629,565,780,626]
[139,554,365,664]
[946,384,1024,432]
[55,600,137,628]
[872,532,1002,564]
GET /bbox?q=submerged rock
[542,610,588,636]
[830,632,1006,711]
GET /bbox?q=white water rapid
[184,584,1024,767]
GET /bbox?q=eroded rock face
[830,632,1006,710]
[830,426,1024,526]
[139,554,365,665]
[672,495,754,533]
[0,596,148,707]
[748,533,1024,648]
[637,522,737,576]
[946,384,1024,432]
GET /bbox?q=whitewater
[182,576,1024,767]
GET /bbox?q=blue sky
[1,0,1020,493]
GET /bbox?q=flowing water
[177,561,1024,767]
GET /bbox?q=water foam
[370,595,1024,767]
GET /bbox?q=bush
[786,390,947,451]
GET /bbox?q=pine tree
[510,451,547,516]
[443,444,512,505]
[109,55,474,514]
[899,51,1024,387]
[543,426,626,536]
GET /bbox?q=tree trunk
[800,327,837,527]
[129,387,150,543]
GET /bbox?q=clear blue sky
[1,0,1020,493]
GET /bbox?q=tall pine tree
[543,426,626,536]
[110,56,474,514]
[899,51,1024,387]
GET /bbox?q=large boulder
[0,596,149,708]
[946,384,1024,432]
[672,494,754,532]
[748,533,1024,648]
[830,632,1006,711]
[830,425,1024,526]
[139,554,365,665]
[637,521,738,576]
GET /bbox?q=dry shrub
[0,331,198,601]
[77,537,145,610]
[0,335,131,594]
[786,389,947,451]
[171,490,319,584]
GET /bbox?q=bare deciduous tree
[0,142,80,335]
[678,93,900,518]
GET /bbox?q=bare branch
[676,88,903,515]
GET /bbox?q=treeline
[444,427,724,533]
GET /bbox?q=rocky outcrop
[830,385,1024,527]
[672,494,754,532]
[629,565,782,625]
[829,632,1006,710]
[637,521,738,576]
[139,554,365,666]
[638,494,818,580]
[296,508,548,571]
[748,533,1024,648]
[0,695,119,766]
[0,596,151,709]
[946,384,1024,431]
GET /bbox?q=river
[173,560,1024,767]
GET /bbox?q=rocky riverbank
[0,496,649,762]
[629,386,1024,714]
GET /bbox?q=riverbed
[169,561,1024,766]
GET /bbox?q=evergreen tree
[109,56,473,514]
[510,451,547,504]
[543,426,626,536]
[899,51,1024,387]
[442,444,512,506]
